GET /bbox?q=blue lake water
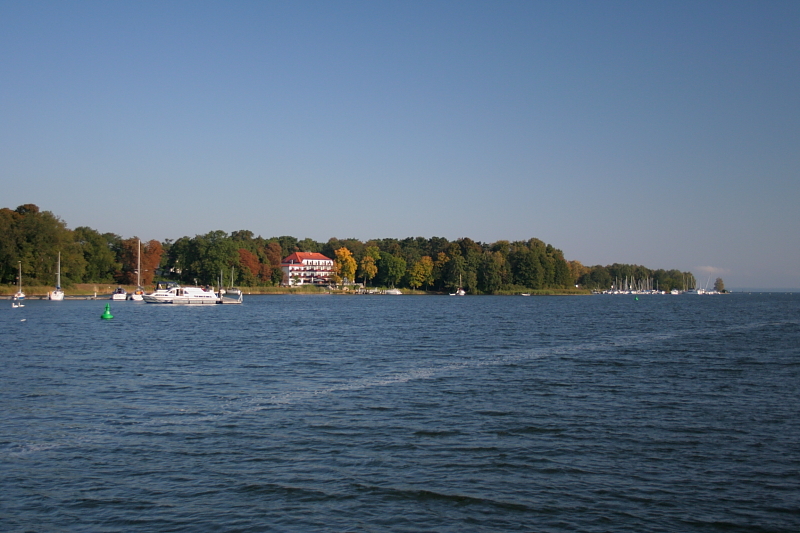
[2,293,799,532]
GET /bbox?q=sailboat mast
[137,239,141,287]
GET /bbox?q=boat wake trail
[4,318,795,458]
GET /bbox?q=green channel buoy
[635,297,639,301]
[101,303,114,319]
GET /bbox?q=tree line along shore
[2,204,694,295]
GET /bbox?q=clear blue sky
[2,1,798,289]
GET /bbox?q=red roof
[282,252,333,264]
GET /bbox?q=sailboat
[128,239,144,300]
[450,274,466,296]
[219,267,243,303]
[48,252,65,300]
[13,261,25,300]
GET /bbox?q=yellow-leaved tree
[358,246,380,286]
[334,247,357,287]
[409,256,434,290]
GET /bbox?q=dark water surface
[2,294,799,532]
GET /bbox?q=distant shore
[2,283,591,298]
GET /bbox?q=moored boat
[110,287,128,300]
[449,274,466,296]
[127,240,144,301]
[14,261,25,300]
[218,267,243,303]
[143,281,219,304]
[48,252,65,301]
[128,287,145,301]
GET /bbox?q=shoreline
[3,283,592,298]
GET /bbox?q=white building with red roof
[281,252,334,286]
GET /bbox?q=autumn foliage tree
[358,246,380,286]
[334,247,357,286]
[238,249,261,286]
[116,238,163,286]
[141,240,163,286]
[408,256,434,290]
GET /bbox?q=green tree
[511,247,543,289]
[378,252,406,288]
[276,236,299,258]
[10,206,83,284]
[0,208,22,283]
[170,231,239,285]
[433,251,449,290]
[552,251,571,288]
[297,237,321,253]
[443,253,467,291]
[478,251,505,293]
[589,266,612,289]
[714,277,725,292]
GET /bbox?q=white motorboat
[385,288,402,295]
[144,281,219,304]
[13,261,25,300]
[110,286,128,300]
[49,252,65,301]
[128,240,144,301]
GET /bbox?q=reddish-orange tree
[141,240,163,286]
[238,249,261,286]
[115,238,163,286]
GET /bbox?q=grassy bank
[492,288,592,296]
[1,283,146,298]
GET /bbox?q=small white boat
[49,252,65,301]
[13,261,25,300]
[144,281,219,304]
[128,287,145,301]
[110,286,128,300]
[385,288,402,295]
[449,274,466,296]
